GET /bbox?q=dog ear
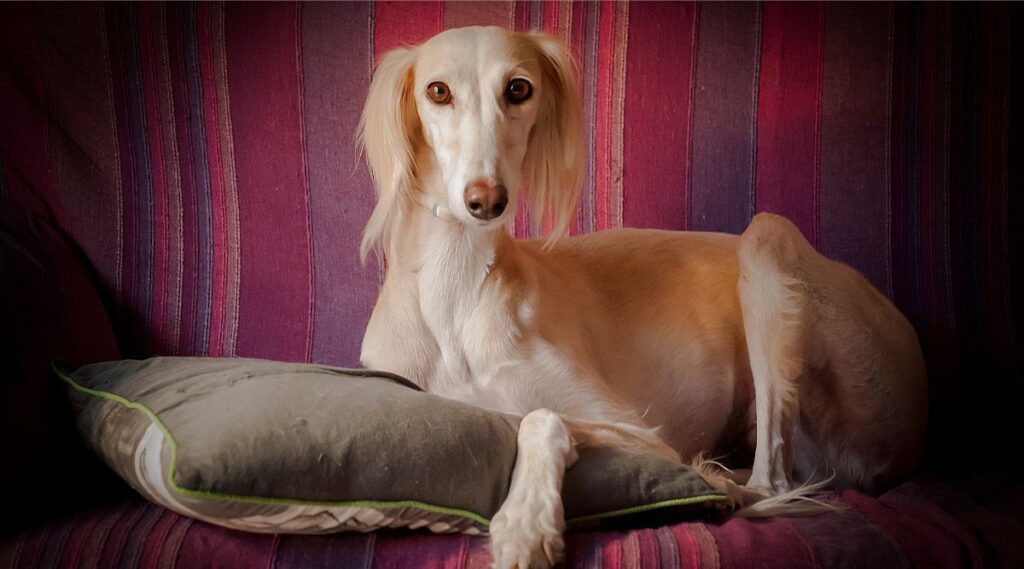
[358,47,419,262]
[523,33,584,244]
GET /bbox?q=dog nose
[464,180,509,221]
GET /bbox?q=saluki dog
[357,26,927,569]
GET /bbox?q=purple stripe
[689,2,760,235]
[786,509,911,568]
[180,3,214,355]
[818,2,893,295]
[37,517,74,569]
[274,535,375,569]
[301,1,380,366]
[98,503,148,568]
[119,3,157,354]
[117,503,165,569]
[891,3,926,335]
[166,4,200,358]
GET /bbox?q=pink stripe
[635,529,661,567]
[137,4,170,352]
[755,1,825,246]
[622,2,697,230]
[226,2,313,362]
[374,2,444,56]
[197,2,228,356]
[593,1,615,231]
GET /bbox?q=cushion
[58,357,726,535]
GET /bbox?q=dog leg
[490,409,577,569]
[736,213,811,493]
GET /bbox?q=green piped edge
[54,361,728,529]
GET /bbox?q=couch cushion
[60,357,726,535]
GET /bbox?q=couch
[2,2,1022,567]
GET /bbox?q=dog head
[358,26,583,260]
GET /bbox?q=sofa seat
[3,473,1019,569]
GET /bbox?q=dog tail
[690,455,842,517]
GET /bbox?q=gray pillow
[58,357,725,535]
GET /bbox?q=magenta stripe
[302,2,380,366]
[622,2,697,230]
[689,2,761,235]
[755,1,825,246]
[226,1,313,362]
[818,2,893,294]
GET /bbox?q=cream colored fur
[357,26,928,569]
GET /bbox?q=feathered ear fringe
[522,33,585,246]
[357,47,420,263]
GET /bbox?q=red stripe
[622,2,697,230]
[669,523,702,568]
[374,2,444,56]
[137,4,169,352]
[593,1,615,230]
[443,1,512,29]
[226,2,313,362]
[755,1,825,246]
[197,2,228,356]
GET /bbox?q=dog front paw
[489,495,565,569]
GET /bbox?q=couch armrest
[0,201,122,531]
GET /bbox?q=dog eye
[505,78,532,104]
[427,82,452,105]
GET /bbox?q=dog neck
[384,176,513,391]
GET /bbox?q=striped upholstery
[2,476,1023,569]
[1,2,1022,567]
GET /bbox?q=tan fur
[357,27,928,568]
